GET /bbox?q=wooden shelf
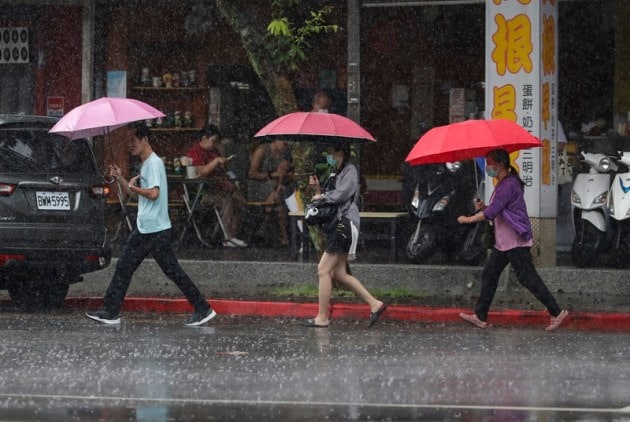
[122,39,208,188]
[131,86,204,92]
[149,127,199,132]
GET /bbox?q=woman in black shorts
[300,143,386,328]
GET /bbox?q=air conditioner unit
[0,27,29,64]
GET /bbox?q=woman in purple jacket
[457,148,568,331]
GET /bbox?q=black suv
[0,114,111,309]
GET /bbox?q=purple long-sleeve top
[482,174,533,242]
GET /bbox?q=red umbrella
[405,119,542,166]
[254,112,376,143]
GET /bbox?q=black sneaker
[86,310,121,325]
[184,308,217,326]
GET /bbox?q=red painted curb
[64,297,630,331]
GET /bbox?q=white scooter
[570,151,617,267]
[606,151,630,267]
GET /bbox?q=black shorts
[324,217,352,254]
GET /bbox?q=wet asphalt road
[1,311,630,421]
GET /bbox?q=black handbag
[304,173,339,226]
[304,201,338,226]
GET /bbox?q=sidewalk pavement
[58,258,630,331]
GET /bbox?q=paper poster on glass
[107,71,127,98]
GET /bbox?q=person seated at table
[247,139,295,246]
[186,124,247,248]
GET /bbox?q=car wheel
[8,276,69,311]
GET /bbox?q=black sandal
[369,305,388,327]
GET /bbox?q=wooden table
[289,211,407,262]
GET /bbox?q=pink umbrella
[254,112,376,143]
[49,97,164,232]
[405,119,542,166]
[49,97,165,140]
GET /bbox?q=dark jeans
[475,247,561,321]
[102,229,210,316]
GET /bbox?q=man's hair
[198,124,223,140]
[131,123,151,141]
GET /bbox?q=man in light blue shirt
[86,124,215,326]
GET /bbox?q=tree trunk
[216,0,320,250]
[215,0,297,115]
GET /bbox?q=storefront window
[0,64,34,114]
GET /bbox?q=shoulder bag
[304,173,339,226]
[304,200,338,226]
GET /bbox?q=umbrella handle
[115,179,133,231]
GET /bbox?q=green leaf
[267,18,291,36]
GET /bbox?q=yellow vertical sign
[486,0,558,218]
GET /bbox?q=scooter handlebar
[615,151,630,168]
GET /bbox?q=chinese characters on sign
[486,1,558,218]
[491,14,533,76]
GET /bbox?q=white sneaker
[86,310,121,325]
[184,308,217,326]
[229,237,248,247]
[222,240,238,248]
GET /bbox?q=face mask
[486,165,498,178]
[326,154,337,166]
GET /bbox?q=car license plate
[36,191,70,210]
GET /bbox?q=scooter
[405,161,485,265]
[570,151,617,267]
[606,151,630,267]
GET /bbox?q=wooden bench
[361,190,404,212]
[362,175,404,211]
[288,211,407,263]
